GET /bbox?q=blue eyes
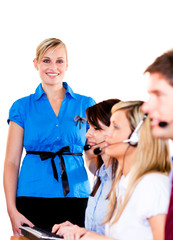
[42,59,63,64]
[113,124,119,129]
[43,59,49,63]
[57,60,63,64]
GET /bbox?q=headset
[93,113,148,155]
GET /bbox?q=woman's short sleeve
[135,173,170,219]
[7,99,25,128]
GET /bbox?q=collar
[34,83,45,101]
[63,82,77,99]
[34,82,77,101]
[97,164,113,181]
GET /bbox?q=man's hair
[144,49,173,86]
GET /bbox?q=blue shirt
[85,164,113,234]
[8,82,95,198]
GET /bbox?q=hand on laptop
[52,221,87,240]
[10,208,34,236]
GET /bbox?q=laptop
[19,225,63,240]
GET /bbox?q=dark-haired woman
[52,99,120,237]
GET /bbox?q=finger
[25,219,34,227]
[64,232,74,240]
[74,232,80,240]
[13,229,21,236]
[58,226,73,237]
[52,221,73,233]
[52,224,60,233]
[21,219,34,228]
[57,225,71,235]
[62,221,73,227]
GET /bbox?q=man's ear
[33,58,38,70]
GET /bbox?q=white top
[105,173,170,240]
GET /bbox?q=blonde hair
[35,38,68,63]
[105,100,171,224]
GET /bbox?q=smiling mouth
[46,73,59,77]
[87,142,96,147]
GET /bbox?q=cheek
[59,64,67,72]
[163,101,173,116]
[39,71,46,79]
[108,133,119,143]
[95,133,105,142]
[37,66,46,76]
[105,145,117,157]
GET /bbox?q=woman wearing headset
[52,99,120,236]
[54,101,171,240]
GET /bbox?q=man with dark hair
[142,49,173,240]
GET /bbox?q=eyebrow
[42,56,64,59]
[111,120,118,125]
[148,89,162,94]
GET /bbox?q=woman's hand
[9,208,34,236]
[52,221,74,233]
[52,221,87,240]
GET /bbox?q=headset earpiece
[126,114,148,147]
[127,132,139,147]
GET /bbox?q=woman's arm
[148,214,166,240]
[81,231,115,240]
[3,121,34,235]
[53,222,115,240]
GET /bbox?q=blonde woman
[3,38,95,235]
[55,101,171,240]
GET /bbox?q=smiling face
[86,120,108,147]
[34,46,68,87]
[142,73,173,140]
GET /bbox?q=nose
[85,128,93,138]
[141,101,149,114]
[142,96,155,114]
[50,62,58,71]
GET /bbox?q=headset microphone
[93,147,102,155]
[94,113,148,155]
[93,138,135,155]
[84,141,105,151]
[84,144,92,151]
[158,121,168,127]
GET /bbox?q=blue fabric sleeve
[7,99,25,128]
[86,97,96,130]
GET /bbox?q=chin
[105,148,116,158]
[152,127,172,140]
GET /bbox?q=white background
[1,0,173,238]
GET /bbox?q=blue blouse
[85,164,113,235]
[8,82,95,198]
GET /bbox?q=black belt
[26,146,83,196]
